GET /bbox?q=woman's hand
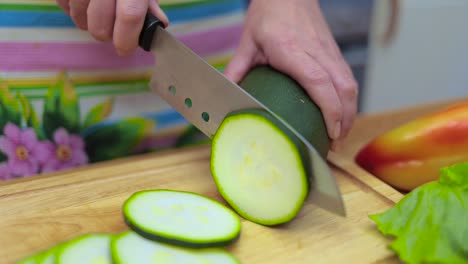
[56,0,169,56]
[224,0,358,150]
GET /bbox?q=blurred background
[321,0,468,113]
[0,0,467,158]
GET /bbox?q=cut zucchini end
[111,230,241,264]
[211,109,309,226]
[122,189,242,248]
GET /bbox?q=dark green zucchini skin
[238,66,330,159]
[123,217,241,249]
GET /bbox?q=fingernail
[333,121,341,140]
[330,140,343,152]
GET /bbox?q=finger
[269,47,343,141]
[335,73,358,138]
[149,0,169,27]
[114,0,149,56]
[224,32,258,83]
[330,140,342,152]
[69,0,91,30]
[87,0,116,41]
[56,0,71,15]
[315,51,358,139]
[311,5,359,137]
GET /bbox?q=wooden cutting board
[1,148,400,263]
[5,98,465,263]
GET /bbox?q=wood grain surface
[4,98,463,263]
[1,147,401,264]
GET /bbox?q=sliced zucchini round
[111,231,240,264]
[211,109,309,226]
[17,254,41,264]
[56,234,113,264]
[122,189,241,248]
[17,244,58,264]
[38,248,57,264]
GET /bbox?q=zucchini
[111,231,240,264]
[238,66,330,158]
[38,248,56,264]
[56,234,113,264]
[17,255,40,264]
[122,189,241,248]
[211,109,308,226]
[210,66,330,226]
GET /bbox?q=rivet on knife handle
[139,11,164,51]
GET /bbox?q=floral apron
[0,0,247,180]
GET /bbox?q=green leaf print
[16,93,45,140]
[0,151,6,163]
[0,81,22,132]
[175,125,210,148]
[83,97,114,129]
[84,117,155,163]
[42,71,81,139]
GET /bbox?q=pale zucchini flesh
[56,234,113,264]
[38,248,57,264]
[123,189,241,248]
[211,110,309,226]
[17,244,58,264]
[111,231,240,264]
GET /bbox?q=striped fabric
[0,0,248,180]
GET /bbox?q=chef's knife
[138,12,346,217]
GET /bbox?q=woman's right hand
[56,0,169,56]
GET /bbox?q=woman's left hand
[224,0,359,150]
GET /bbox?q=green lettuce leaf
[369,162,468,264]
[17,93,45,140]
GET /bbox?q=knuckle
[339,77,359,99]
[118,2,146,24]
[91,28,112,41]
[328,106,343,122]
[70,0,89,11]
[71,17,87,30]
[275,35,301,52]
[113,41,135,56]
[304,68,331,86]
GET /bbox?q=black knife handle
[138,11,165,51]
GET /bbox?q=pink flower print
[42,128,88,173]
[0,123,50,177]
[0,163,12,180]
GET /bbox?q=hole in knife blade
[202,112,210,122]
[169,85,176,95]
[185,98,192,108]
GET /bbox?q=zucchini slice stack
[17,190,242,264]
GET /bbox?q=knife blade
[138,12,346,217]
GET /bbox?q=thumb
[149,0,169,27]
[224,36,258,83]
